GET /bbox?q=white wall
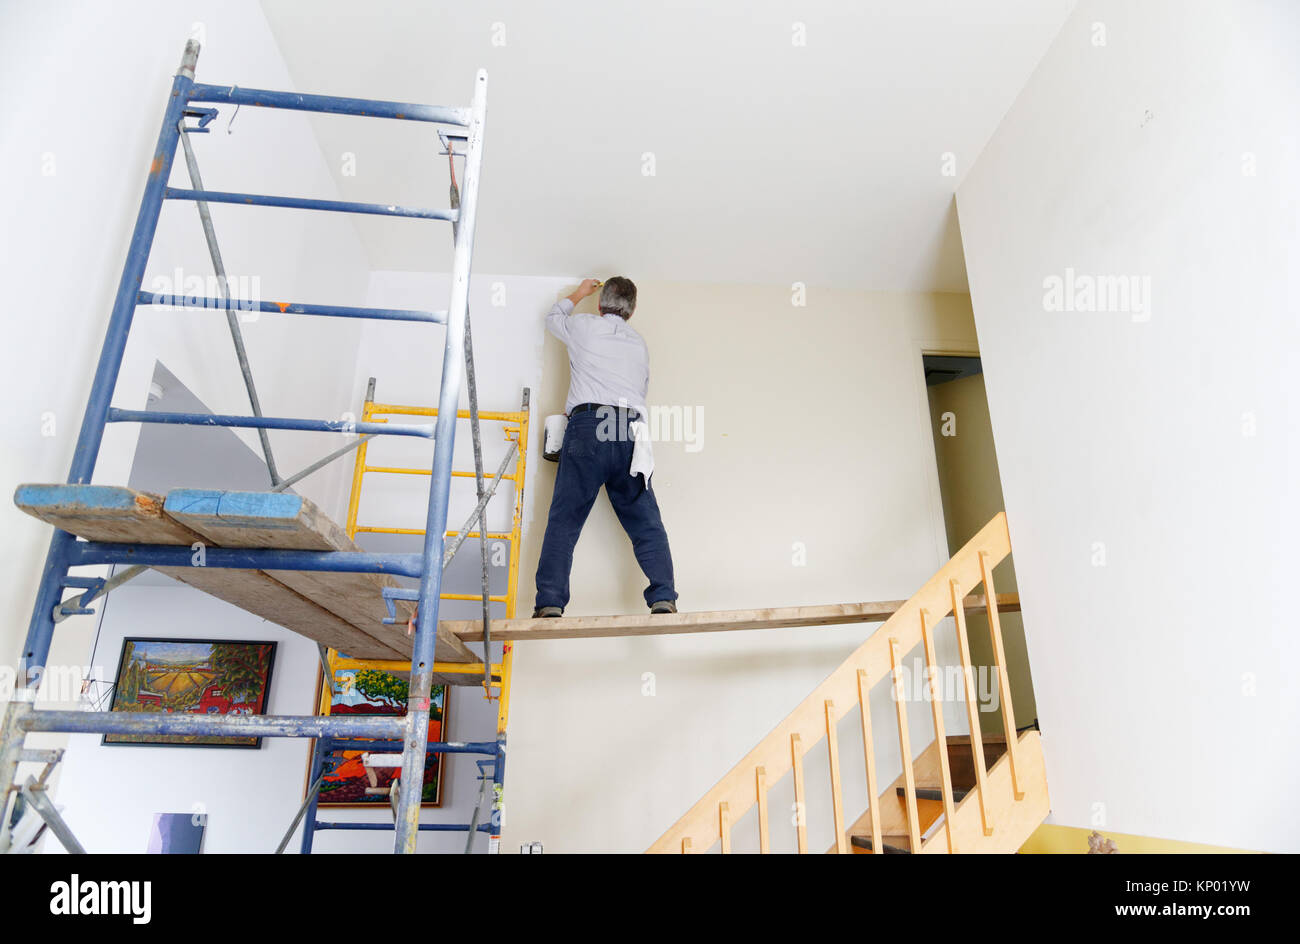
[0,0,370,690]
[957,0,1299,852]
[348,270,558,548]
[502,282,982,853]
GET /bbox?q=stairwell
[648,512,1049,854]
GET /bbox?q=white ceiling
[259,0,1074,291]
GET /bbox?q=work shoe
[649,600,677,615]
[533,606,563,618]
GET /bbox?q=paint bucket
[543,414,568,462]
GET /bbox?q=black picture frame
[103,637,277,748]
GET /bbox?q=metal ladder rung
[137,290,446,324]
[106,408,435,439]
[164,187,458,221]
[188,82,471,126]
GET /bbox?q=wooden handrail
[646,512,1037,855]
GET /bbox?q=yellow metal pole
[368,402,522,422]
[345,398,375,540]
[333,657,503,676]
[363,466,517,481]
[317,647,337,716]
[321,388,380,722]
[498,394,529,735]
[354,527,512,540]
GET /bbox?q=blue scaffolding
[0,40,494,854]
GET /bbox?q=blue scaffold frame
[0,40,496,855]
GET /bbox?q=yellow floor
[1019,823,1261,854]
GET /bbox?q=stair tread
[896,784,971,802]
[946,733,1007,744]
[849,833,912,854]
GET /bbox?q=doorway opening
[923,353,1037,735]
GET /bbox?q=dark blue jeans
[534,410,677,611]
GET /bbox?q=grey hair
[598,276,637,320]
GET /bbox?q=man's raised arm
[545,278,601,341]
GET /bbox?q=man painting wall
[533,277,678,618]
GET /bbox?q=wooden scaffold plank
[15,484,403,661]
[442,594,1021,642]
[164,489,475,665]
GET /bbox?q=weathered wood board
[15,484,405,663]
[163,489,474,667]
[442,594,1021,642]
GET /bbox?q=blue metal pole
[164,187,457,221]
[105,408,434,438]
[393,69,488,855]
[187,83,471,125]
[322,739,498,754]
[65,541,425,578]
[299,737,327,854]
[491,733,506,846]
[137,290,447,324]
[18,710,406,739]
[17,41,199,689]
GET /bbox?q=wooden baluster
[890,638,923,851]
[719,802,732,854]
[857,669,883,854]
[791,733,808,853]
[951,579,993,836]
[825,699,848,853]
[979,552,1023,800]
[681,836,692,854]
[920,608,957,852]
[756,766,770,854]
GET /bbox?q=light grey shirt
[546,298,650,413]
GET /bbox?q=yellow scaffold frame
[316,386,530,737]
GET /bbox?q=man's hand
[565,278,601,306]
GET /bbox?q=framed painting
[309,667,447,808]
[104,638,277,748]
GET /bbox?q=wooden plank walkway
[441,594,1020,642]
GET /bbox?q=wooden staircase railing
[646,512,1049,854]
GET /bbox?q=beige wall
[502,280,980,852]
[927,373,1036,732]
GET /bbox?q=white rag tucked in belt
[630,415,654,487]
